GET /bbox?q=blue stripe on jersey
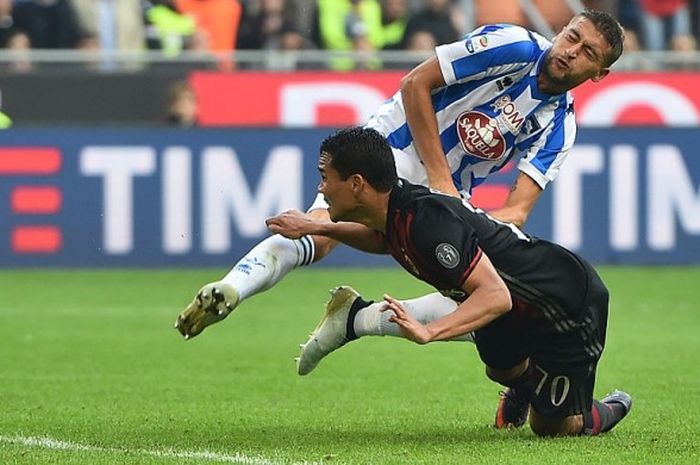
[529,95,568,174]
[452,156,473,191]
[471,173,487,189]
[431,67,529,113]
[387,123,412,150]
[451,40,536,81]
[440,121,460,155]
[514,128,544,153]
[470,24,508,37]
[489,150,518,175]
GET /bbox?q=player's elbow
[511,210,529,228]
[491,285,512,316]
[400,73,417,96]
[400,69,428,97]
[500,207,529,228]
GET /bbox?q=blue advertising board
[0,128,699,267]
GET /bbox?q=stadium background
[0,1,699,465]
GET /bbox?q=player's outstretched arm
[488,173,543,228]
[400,57,459,198]
[384,253,511,343]
[266,210,387,254]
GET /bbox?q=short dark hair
[578,9,624,67]
[320,127,398,193]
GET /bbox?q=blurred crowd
[1,0,700,71]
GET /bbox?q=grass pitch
[0,267,698,465]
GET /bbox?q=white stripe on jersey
[460,198,531,242]
[365,24,576,195]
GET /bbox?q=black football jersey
[383,180,601,327]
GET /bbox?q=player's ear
[350,174,364,193]
[591,68,610,83]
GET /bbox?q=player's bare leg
[488,361,531,428]
[175,208,337,339]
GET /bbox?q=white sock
[221,234,315,301]
[353,292,474,342]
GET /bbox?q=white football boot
[297,286,360,375]
[175,282,239,339]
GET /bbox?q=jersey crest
[436,243,460,269]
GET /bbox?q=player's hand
[266,210,321,239]
[429,179,461,198]
[381,294,433,344]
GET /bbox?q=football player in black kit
[266,127,632,438]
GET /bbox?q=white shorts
[308,147,429,211]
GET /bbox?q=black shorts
[474,263,609,417]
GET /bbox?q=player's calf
[582,390,633,436]
[488,362,532,429]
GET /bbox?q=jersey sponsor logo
[456,111,507,160]
[435,243,460,269]
[465,35,488,54]
[491,95,526,134]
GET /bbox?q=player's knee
[485,361,528,384]
[530,412,584,437]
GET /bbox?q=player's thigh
[528,360,596,426]
[305,195,337,260]
[474,314,528,370]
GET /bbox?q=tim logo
[0,147,63,254]
[456,111,506,160]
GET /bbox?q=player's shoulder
[407,192,465,232]
[468,24,548,47]
[465,24,547,61]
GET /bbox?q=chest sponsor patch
[435,243,460,269]
[456,111,507,160]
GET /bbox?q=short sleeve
[409,202,483,289]
[518,96,577,189]
[435,25,538,86]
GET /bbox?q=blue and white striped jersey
[366,24,576,196]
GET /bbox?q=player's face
[543,17,611,90]
[318,152,355,222]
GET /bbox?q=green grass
[0,267,698,465]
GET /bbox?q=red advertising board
[191,71,404,127]
[190,71,700,127]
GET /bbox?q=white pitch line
[0,435,321,465]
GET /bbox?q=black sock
[583,399,623,435]
[345,297,373,341]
